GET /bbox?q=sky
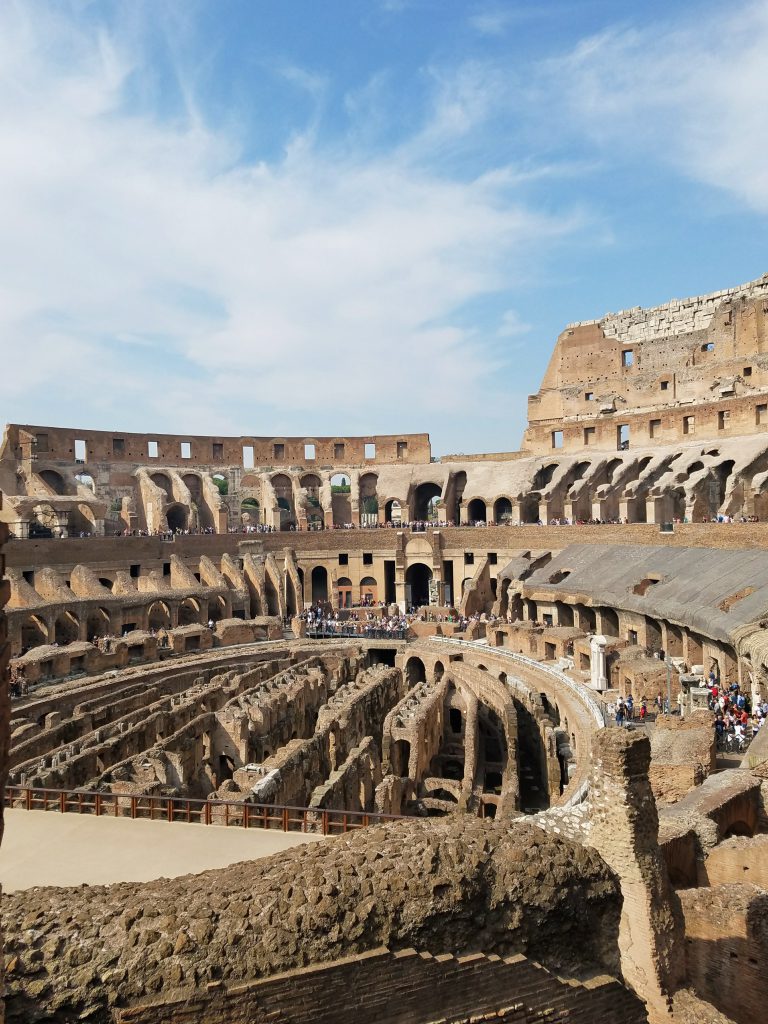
[2,0,767,456]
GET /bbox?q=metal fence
[306,627,408,640]
[3,785,404,835]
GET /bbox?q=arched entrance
[359,473,379,526]
[494,497,513,524]
[21,614,48,651]
[311,566,328,604]
[86,608,111,642]
[166,504,188,531]
[148,601,171,631]
[360,576,378,604]
[385,499,402,524]
[414,482,442,521]
[54,612,80,645]
[405,562,432,609]
[337,576,353,608]
[178,599,200,626]
[467,498,487,523]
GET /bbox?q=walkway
[0,809,323,892]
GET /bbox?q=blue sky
[2,0,767,455]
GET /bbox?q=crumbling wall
[1,817,623,1024]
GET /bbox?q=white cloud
[0,3,581,451]
[546,1,768,213]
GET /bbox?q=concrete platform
[0,809,323,892]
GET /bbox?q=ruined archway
[148,601,171,631]
[467,498,487,523]
[311,566,329,604]
[405,562,432,608]
[54,612,80,645]
[166,504,188,532]
[178,599,200,626]
[413,482,442,521]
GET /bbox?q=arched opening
[494,497,513,524]
[330,474,351,527]
[434,660,445,681]
[723,820,754,839]
[166,504,188,532]
[337,576,353,609]
[54,612,80,645]
[148,601,171,631]
[86,608,110,642]
[515,698,548,811]
[405,562,432,608]
[29,505,57,538]
[521,495,541,524]
[359,576,378,604]
[264,572,281,616]
[406,657,426,685]
[467,498,487,523]
[414,482,442,521]
[241,496,260,526]
[271,474,295,530]
[178,599,200,626]
[183,474,213,529]
[21,614,47,651]
[452,470,467,523]
[300,474,322,516]
[150,473,173,498]
[209,597,227,623]
[601,607,620,637]
[39,469,67,495]
[555,602,574,627]
[359,473,379,526]
[69,504,97,536]
[645,617,662,652]
[211,473,228,495]
[311,566,329,604]
[75,473,96,493]
[532,464,558,490]
[391,739,411,777]
[384,499,402,524]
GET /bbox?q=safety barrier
[3,785,404,835]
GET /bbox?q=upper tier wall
[0,426,431,469]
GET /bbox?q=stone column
[589,634,608,690]
[459,689,479,812]
[589,731,685,1023]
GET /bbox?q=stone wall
[1,817,623,1023]
[649,715,716,804]
[679,883,768,1024]
[112,946,648,1024]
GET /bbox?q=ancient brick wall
[700,834,768,888]
[679,883,768,1024]
[112,947,647,1024]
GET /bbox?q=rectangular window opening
[365,442,376,460]
[660,380,669,391]
[304,443,316,461]
[34,433,49,452]
[363,552,373,565]
[273,443,285,460]
[180,441,191,459]
[584,392,594,401]
[242,446,254,469]
[621,349,634,367]
[112,438,125,455]
[756,404,768,426]
[617,424,630,450]
[683,416,695,436]
[464,552,474,565]
[339,553,349,566]
[130,564,140,579]
[649,419,661,439]
[334,443,345,460]
[551,430,563,449]
[583,427,595,445]
[488,552,498,565]
[702,342,714,353]
[718,410,730,430]
[148,440,159,458]
[212,442,224,460]
[397,440,408,459]
[74,438,87,463]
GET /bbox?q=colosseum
[2,273,768,1024]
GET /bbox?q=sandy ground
[0,808,323,891]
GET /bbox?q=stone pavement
[0,809,322,891]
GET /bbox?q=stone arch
[359,473,379,525]
[150,472,173,498]
[39,469,67,495]
[311,565,329,604]
[271,474,295,529]
[69,503,97,536]
[166,503,188,531]
[330,474,352,527]
[336,576,353,609]
[414,482,442,521]
[86,608,111,642]
[178,598,201,626]
[148,601,171,630]
[520,494,541,524]
[359,576,378,603]
[405,656,426,685]
[467,497,487,523]
[54,611,80,645]
[21,614,48,651]
[384,499,403,523]
[494,497,513,524]
[405,562,432,608]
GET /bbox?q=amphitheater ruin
[2,274,768,1023]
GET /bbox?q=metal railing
[306,627,408,640]
[3,785,404,835]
